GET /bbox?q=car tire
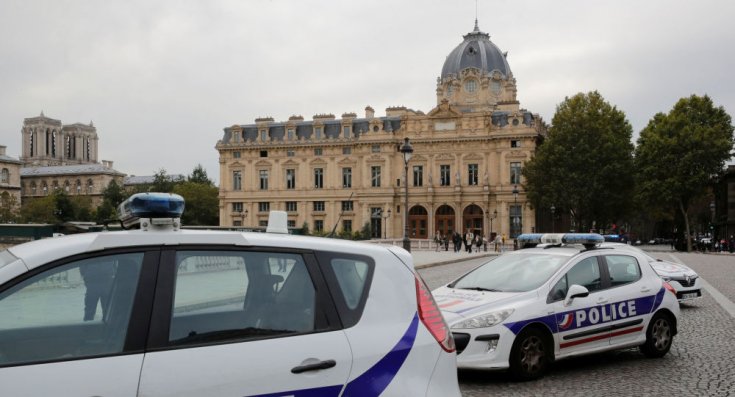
[509,327,550,381]
[639,312,674,358]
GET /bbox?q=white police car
[0,193,460,396]
[601,242,702,302]
[432,233,680,380]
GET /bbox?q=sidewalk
[410,248,499,269]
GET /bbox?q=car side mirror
[564,284,589,306]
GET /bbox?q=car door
[137,248,352,397]
[0,250,154,397]
[601,254,654,347]
[548,255,612,357]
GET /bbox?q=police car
[601,242,702,302]
[0,193,460,397]
[432,233,680,380]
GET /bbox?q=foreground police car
[432,233,680,381]
[0,193,460,397]
[602,242,702,302]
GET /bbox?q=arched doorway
[408,206,428,239]
[435,205,455,238]
[463,204,484,237]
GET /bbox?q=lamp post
[400,137,414,252]
[710,200,716,239]
[489,209,497,238]
[550,204,556,233]
[383,208,392,239]
[512,185,519,237]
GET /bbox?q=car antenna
[328,191,353,238]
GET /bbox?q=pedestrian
[474,234,482,252]
[434,233,442,252]
[464,229,474,253]
[444,234,449,251]
[501,233,506,252]
[730,236,734,253]
[494,234,501,252]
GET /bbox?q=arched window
[42,182,48,195]
[0,168,8,184]
[76,179,82,194]
[52,180,59,191]
[31,182,37,195]
[87,179,94,194]
[64,180,70,192]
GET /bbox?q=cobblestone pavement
[418,252,735,397]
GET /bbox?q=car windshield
[449,253,569,292]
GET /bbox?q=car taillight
[415,276,455,353]
[663,281,677,296]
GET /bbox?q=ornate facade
[216,22,546,241]
[0,145,22,208]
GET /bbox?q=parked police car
[0,193,460,396]
[601,242,702,302]
[432,233,680,380]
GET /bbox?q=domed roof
[441,21,511,79]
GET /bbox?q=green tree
[173,181,219,226]
[20,196,56,224]
[634,94,734,252]
[151,168,176,193]
[96,180,127,223]
[188,164,214,186]
[0,192,20,223]
[523,91,635,232]
[53,190,75,223]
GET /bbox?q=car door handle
[640,287,651,293]
[596,298,608,304]
[291,359,337,374]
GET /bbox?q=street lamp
[550,204,556,233]
[489,209,497,238]
[400,137,414,252]
[383,208,392,239]
[710,200,716,238]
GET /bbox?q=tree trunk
[679,199,691,252]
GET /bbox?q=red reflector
[663,281,677,296]
[415,276,455,353]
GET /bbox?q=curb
[414,252,497,269]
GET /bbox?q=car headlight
[451,309,514,329]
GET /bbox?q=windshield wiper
[458,287,502,292]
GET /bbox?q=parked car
[432,233,680,380]
[0,193,460,397]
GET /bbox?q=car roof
[8,230,411,271]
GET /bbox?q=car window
[330,258,369,310]
[605,255,641,287]
[168,251,317,346]
[451,253,569,292]
[0,253,143,366]
[550,257,601,301]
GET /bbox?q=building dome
[441,21,511,79]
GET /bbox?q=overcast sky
[1,0,733,184]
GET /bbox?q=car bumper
[668,278,702,301]
[451,325,515,370]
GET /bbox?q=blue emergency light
[517,233,604,249]
[118,192,185,228]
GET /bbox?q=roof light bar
[517,233,604,248]
[118,192,185,229]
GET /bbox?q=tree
[173,181,219,226]
[52,190,75,223]
[20,196,56,224]
[96,180,127,223]
[151,168,176,193]
[634,95,734,252]
[523,91,635,232]
[188,164,214,186]
[0,192,20,223]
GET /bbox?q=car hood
[650,260,697,278]
[432,286,533,323]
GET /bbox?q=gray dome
[441,22,511,79]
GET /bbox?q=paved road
[417,251,735,397]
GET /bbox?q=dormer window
[464,79,477,93]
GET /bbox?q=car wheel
[509,327,550,381]
[639,312,674,358]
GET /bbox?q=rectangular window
[510,204,522,238]
[314,168,323,189]
[413,165,423,187]
[232,202,243,212]
[371,166,381,187]
[313,201,325,212]
[342,168,352,188]
[232,170,242,191]
[286,149,295,157]
[233,131,240,143]
[511,140,520,148]
[287,220,296,228]
[233,151,241,158]
[287,129,294,140]
[314,220,324,232]
[286,169,296,189]
[259,170,269,190]
[260,150,268,158]
[315,127,323,140]
[371,144,380,153]
[343,220,352,233]
[258,202,270,212]
[314,148,323,156]
[343,126,351,139]
[440,165,451,186]
[342,147,351,155]
[468,164,478,186]
[260,130,267,141]
[341,201,353,212]
[286,201,297,212]
[510,162,522,184]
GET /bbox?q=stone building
[18,113,124,206]
[0,145,22,208]
[216,22,546,241]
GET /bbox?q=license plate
[682,292,699,299]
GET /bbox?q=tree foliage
[173,181,219,226]
[188,164,214,186]
[0,192,20,223]
[634,94,734,251]
[523,91,635,232]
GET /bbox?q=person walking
[434,233,442,252]
[494,234,501,252]
[464,229,474,253]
